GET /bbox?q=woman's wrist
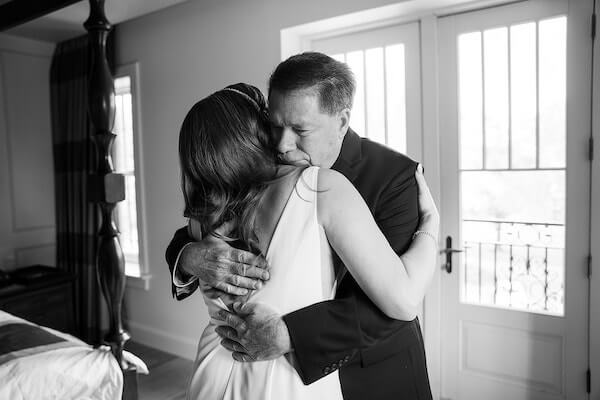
[412,230,438,246]
[417,214,439,236]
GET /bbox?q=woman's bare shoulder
[316,168,358,226]
[317,167,352,192]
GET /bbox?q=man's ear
[338,108,351,138]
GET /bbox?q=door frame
[590,0,600,397]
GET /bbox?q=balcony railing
[461,219,564,315]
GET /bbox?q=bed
[0,1,141,398]
[0,310,147,400]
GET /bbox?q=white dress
[187,166,343,400]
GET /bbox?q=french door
[438,1,590,399]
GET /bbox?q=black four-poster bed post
[0,1,138,397]
[85,0,138,398]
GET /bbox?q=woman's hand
[415,164,440,239]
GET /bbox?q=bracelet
[412,230,438,245]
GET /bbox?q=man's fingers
[225,274,263,290]
[232,351,254,362]
[232,263,270,282]
[232,301,251,314]
[215,326,237,340]
[217,310,248,333]
[214,281,248,296]
[220,339,248,354]
[228,249,268,269]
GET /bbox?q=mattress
[0,309,147,400]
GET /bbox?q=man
[165,52,433,399]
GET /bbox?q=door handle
[439,236,463,273]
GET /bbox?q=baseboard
[126,319,198,360]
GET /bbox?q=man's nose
[277,128,296,154]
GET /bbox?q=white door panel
[438,1,590,399]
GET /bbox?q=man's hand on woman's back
[178,234,270,296]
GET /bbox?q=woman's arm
[317,165,439,321]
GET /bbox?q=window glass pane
[538,16,566,168]
[113,95,125,170]
[510,22,537,168]
[462,221,564,314]
[345,50,366,137]
[122,93,135,172]
[115,76,131,94]
[113,73,141,277]
[460,170,565,315]
[458,32,483,169]
[118,175,139,255]
[385,44,406,154]
[365,47,386,144]
[483,27,509,169]
[113,94,135,173]
[461,170,565,224]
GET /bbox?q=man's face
[268,88,349,168]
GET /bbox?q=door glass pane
[483,27,509,169]
[457,17,566,315]
[539,16,567,168]
[458,32,484,169]
[510,22,537,168]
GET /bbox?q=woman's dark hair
[179,83,276,252]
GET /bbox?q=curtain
[50,34,114,344]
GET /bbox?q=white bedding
[0,310,148,400]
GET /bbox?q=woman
[180,83,439,400]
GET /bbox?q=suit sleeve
[282,162,419,385]
[165,226,199,300]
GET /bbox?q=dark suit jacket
[165,129,432,400]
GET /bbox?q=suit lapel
[331,128,361,182]
[330,129,362,286]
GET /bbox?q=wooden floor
[125,341,193,400]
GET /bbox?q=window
[330,46,406,153]
[308,21,423,160]
[112,63,147,282]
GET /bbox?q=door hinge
[589,255,593,279]
[587,368,591,394]
[591,137,595,161]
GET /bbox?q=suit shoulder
[359,137,418,179]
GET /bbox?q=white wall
[0,34,56,272]
[114,0,406,359]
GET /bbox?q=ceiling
[3,0,190,43]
